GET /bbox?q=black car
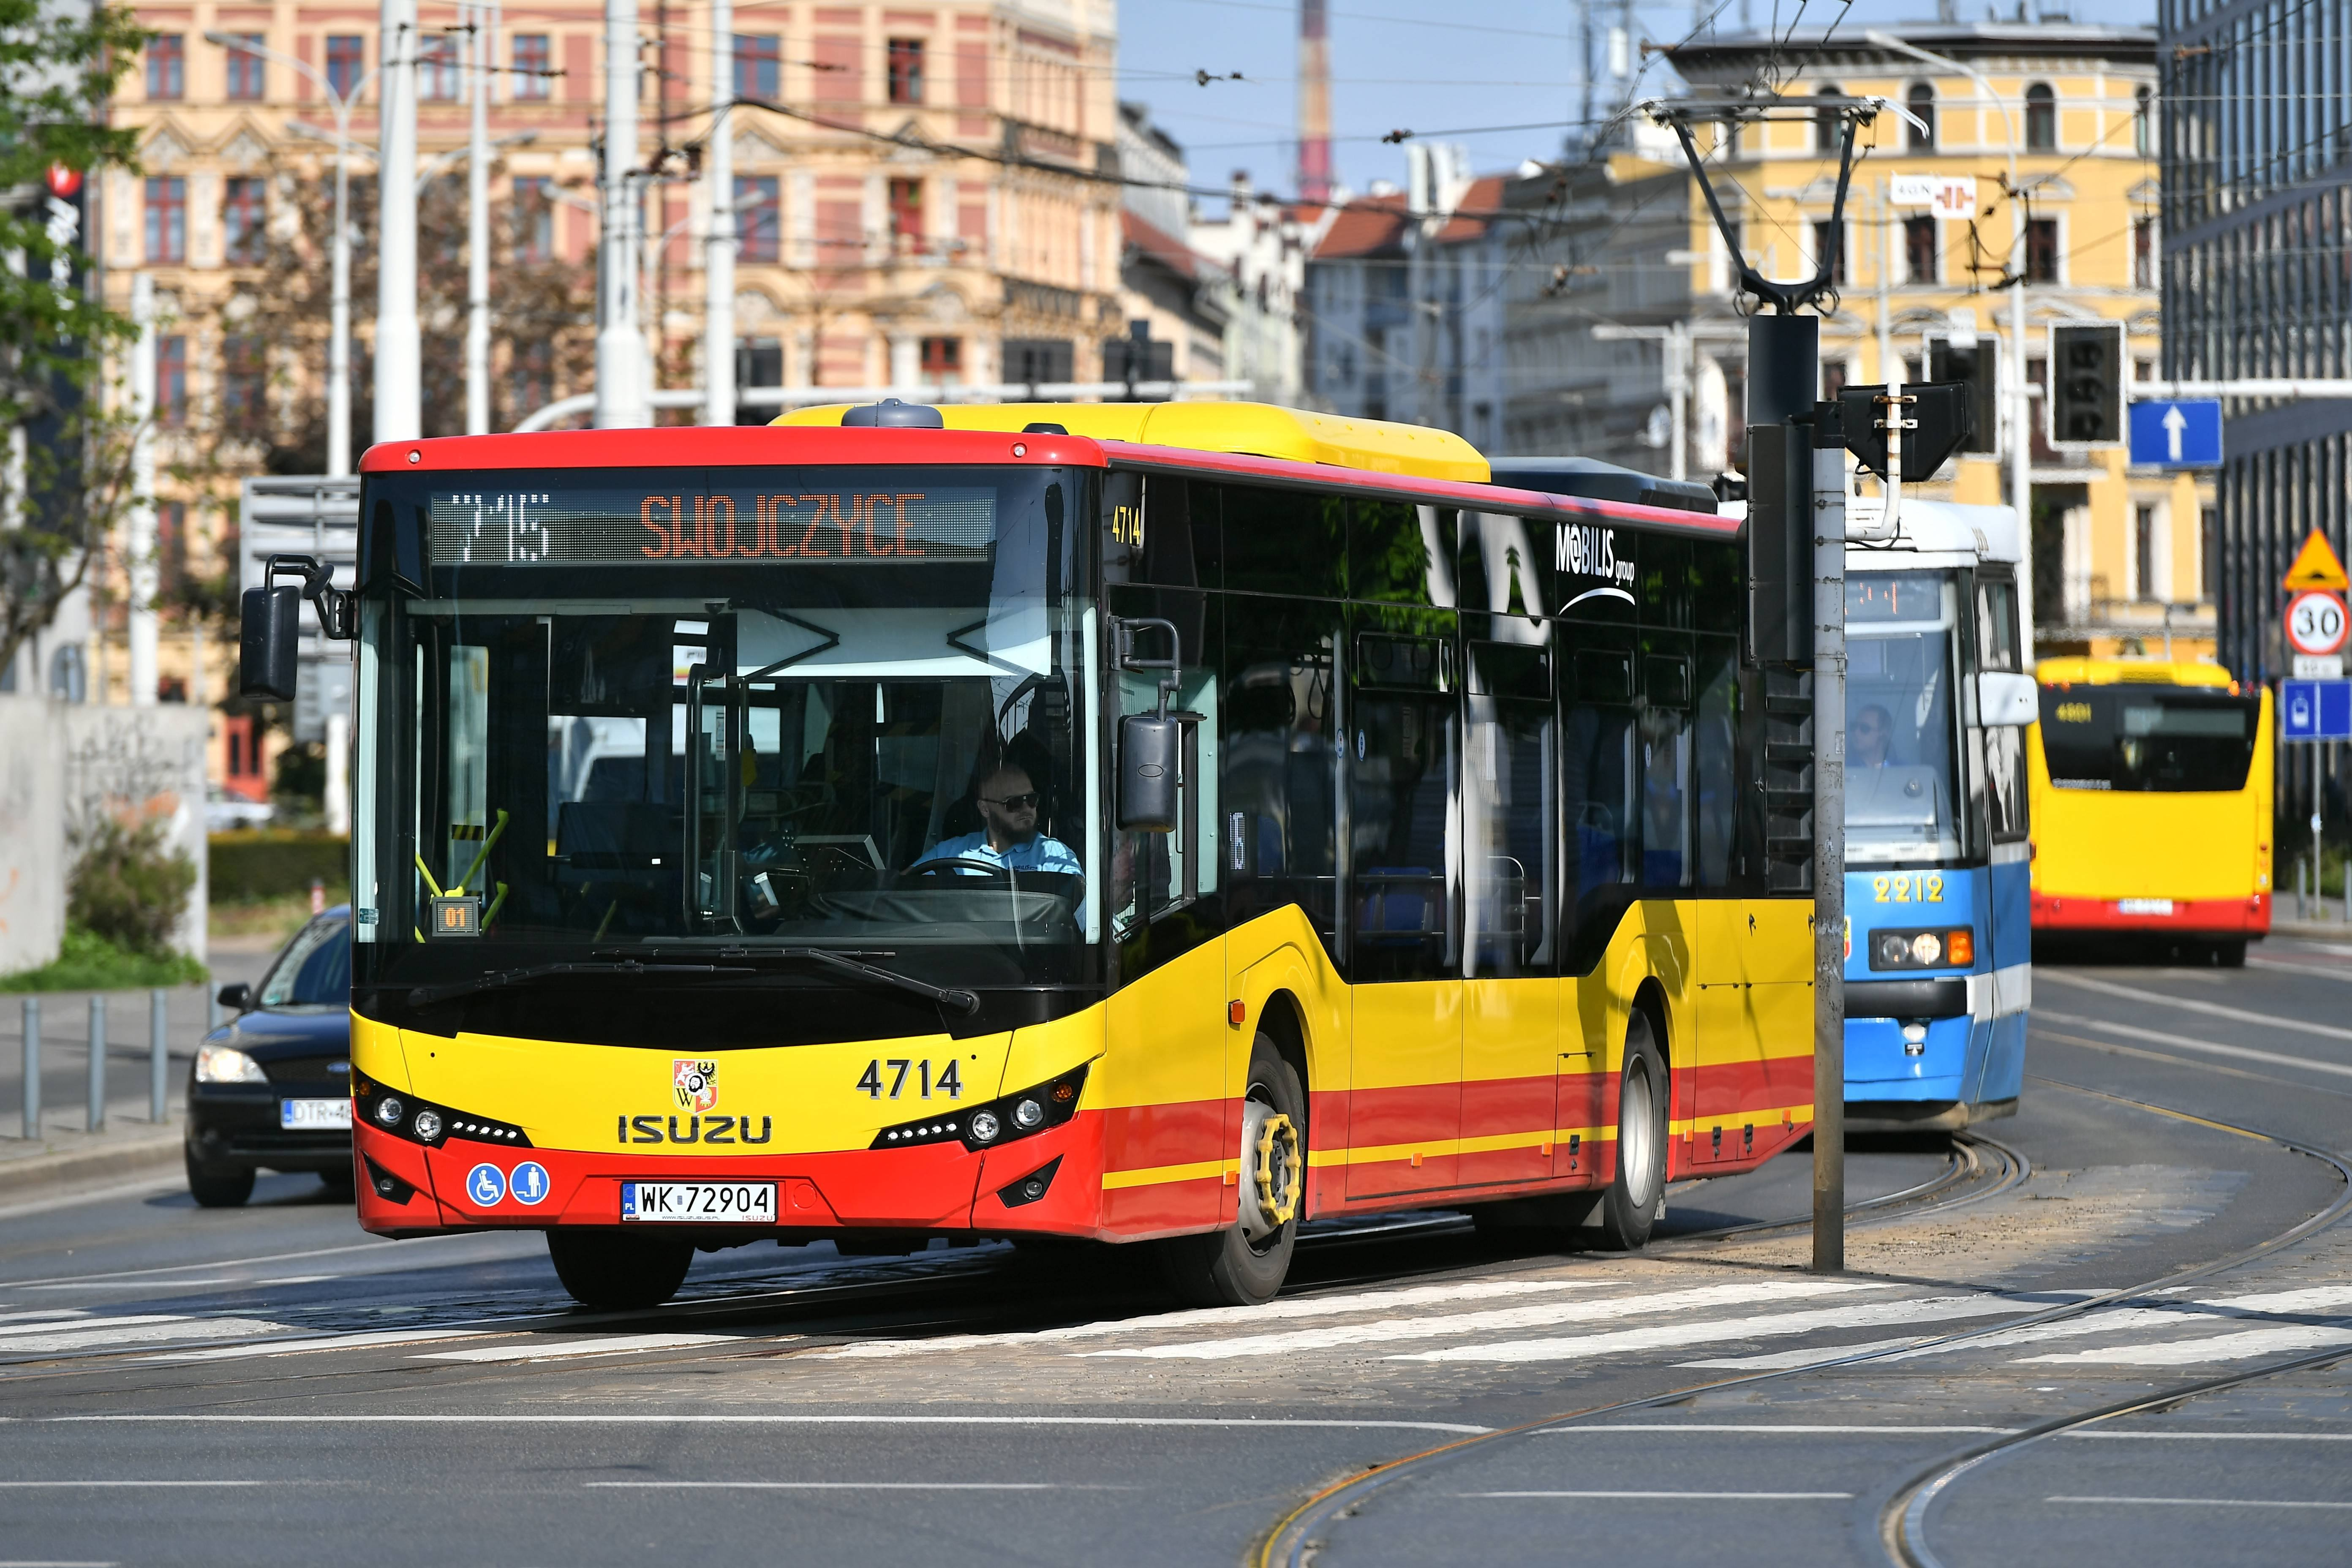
[185,907,355,1207]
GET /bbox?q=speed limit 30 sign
[2287,591,2349,657]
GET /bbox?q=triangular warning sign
[2284,529,2351,592]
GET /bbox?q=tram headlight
[1909,932,1942,965]
[1868,927,1976,971]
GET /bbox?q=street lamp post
[1592,321,1693,482]
[594,0,647,427]
[377,0,421,444]
[704,0,736,426]
[1865,30,2034,666]
[207,32,379,476]
[463,2,496,435]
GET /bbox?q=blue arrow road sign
[2129,399,2223,467]
[2281,679,2352,740]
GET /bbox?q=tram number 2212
[1872,873,1945,904]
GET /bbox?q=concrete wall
[0,696,210,976]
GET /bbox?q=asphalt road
[2,939,2348,1568]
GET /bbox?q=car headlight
[195,1044,269,1084]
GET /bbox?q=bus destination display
[429,486,998,565]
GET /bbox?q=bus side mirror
[1978,672,2038,727]
[240,585,302,701]
[1118,714,1181,832]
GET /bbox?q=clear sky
[1115,0,2159,205]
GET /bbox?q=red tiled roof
[1122,209,1198,281]
[1432,175,1507,242]
[1311,193,1409,259]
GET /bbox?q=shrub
[0,926,207,993]
[209,830,350,903]
[67,816,199,956]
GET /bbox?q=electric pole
[704,0,736,426]
[376,0,421,444]
[465,3,493,435]
[595,0,648,427]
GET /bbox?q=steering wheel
[907,856,1015,882]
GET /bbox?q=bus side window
[1694,640,1739,887]
[1348,614,1459,982]
[1562,641,1638,912]
[1639,648,1693,887]
[1108,588,1219,948]
[1221,598,1342,958]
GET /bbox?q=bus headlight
[1012,1097,1046,1131]
[968,1110,1002,1144]
[375,1095,407,1125]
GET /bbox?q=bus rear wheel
[546,1229,694,1311]
[1154,1034,1304,1307]
[1594,1011,1668,1251]
[2210,939,2247,968]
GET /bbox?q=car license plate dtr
[620,1181,777,1222]
[280,1098,354,1131]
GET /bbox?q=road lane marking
[2072,1431,2352,1440]
[1393,1293,2031,1365]
[2040,971,2352,1049]
[0,1481,276,1488]
[2018,1324,2352,1366]
[2249,956,2352,983]
[583,1481,1124,1491]
[2033,1027,2352,1100]
[1540,1424,2016,1434]
[2047,1495,2352,1509]
[0,1232,526,1290]
[1082,1280,1887,1361]
[814,1278,1620,1361]
[145,1328,501,1362]
[1461,1490,1853,1500]
[45,1414,1496,1433]
[419,1333,755,1362]
[2034,1009,2352,1081]
[1677,1335,1943,1369]
[0,1318,290,1355]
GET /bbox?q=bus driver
[917,762,1082,876]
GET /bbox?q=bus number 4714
[858,1059,962,1100]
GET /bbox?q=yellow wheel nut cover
[1253,1111,1301,1228]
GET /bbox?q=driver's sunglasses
[983,791,1041,810]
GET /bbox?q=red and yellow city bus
[336,402,1814,1309]
[2030,657,2274,964]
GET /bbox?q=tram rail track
[1253,1081,2352,1568]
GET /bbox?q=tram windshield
[1845,570,1965,865]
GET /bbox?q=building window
[735,176,779,261]
[887,177,923,249]
[157,501,188,599]
[156,335,187,426]
[511,34,550,99]
[2136,506,2159,601]
[2025,83,2056,150]
[225,33,265,100]
[1907,82,1936,150]
[735,34,779,100]
[1815,85,1843,152]
[2133,217,2155,289]
[144,177,186,264]
[2025,218,2060,283]
[1002,338,1073,386]
[735,338,782,424]
[418,35,458,101]
[512,176,553,262]
[2202,506,2219,600]
[1903,215,1938,283]
[919,335,961,383]
[2134,84,2153,157]
[887,38,926,104]
[147,34,184,100]
[223,337,267,436]
[325,35,364,100]
[223,177,266,265]
[1811,220,1845,286]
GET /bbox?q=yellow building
[1668,24,2212,661]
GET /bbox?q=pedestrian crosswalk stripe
[0,1317,289,1355]
[418,1333,754,1363]
[148,1327,498,1363]
[1396,1293,2030,1365]
[2018,1323,2352,1366]
[1087,1280,1890,1362]
[819,1277,1621,1361]
[1678,1334,1944,1369]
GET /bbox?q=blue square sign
[2281,679,2352,741]
[2129,400,2223,468]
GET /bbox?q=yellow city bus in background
[2030,658,2274,965]
[320,401,1819,1312]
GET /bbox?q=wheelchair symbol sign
[466,1163,506,1206]
[509,1161,550,1206]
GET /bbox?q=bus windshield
[354,465,1093,986]
[1845,571,1965,865]
[2039,684,2259,792]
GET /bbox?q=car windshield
[258,916,351,1008]
[354,465,1094,987]
[2040,684,2259,792]
[1845,571,1965,865]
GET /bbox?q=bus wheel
[546,1229,694,1310]
[2211,939,2247,968]
[1594,1011,1668,1251]
[1154,1035,1305,1307]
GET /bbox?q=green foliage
[272,740,326,810]
[0,926,207,993]
[68,816,199,956]
[209,830,351,904]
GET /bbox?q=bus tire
[1594,1010,1668,1251]
[2211,939,2247,968]
[546,1229,694,1311]
[1154,1034,1305,1307]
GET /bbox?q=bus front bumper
[2032,890,2269,936]
[350,1112,1119,1242]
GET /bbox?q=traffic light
[1836,383,1974,482]
[1927,338,1999,454]
[2048,321,2124,447]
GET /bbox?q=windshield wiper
[596,945,980,1015]
[404,960,751,1007]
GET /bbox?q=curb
[0,1127,186,1206]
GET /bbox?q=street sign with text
[1890,174,1976,218]
[2127,398,2222,467]
[2281,679,2352,741]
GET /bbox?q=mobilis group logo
[673,1058,719,1114]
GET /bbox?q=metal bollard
[87,994,106,1133]
[20,996,38,1140]
[208,990,221,1033]
[150,989,169,1124]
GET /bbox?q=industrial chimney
[1298,0,1332,205]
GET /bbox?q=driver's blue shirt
[917,832,1082,875]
